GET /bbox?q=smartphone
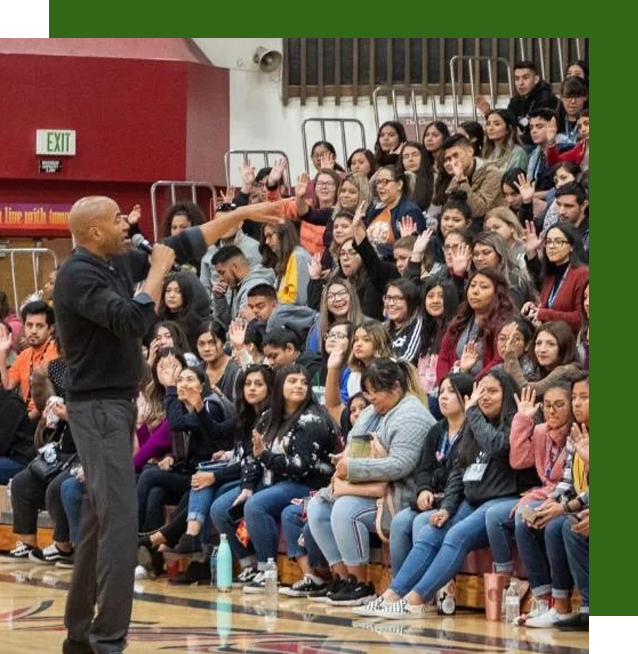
[566,513,581,525]
[520,505,539,524]
[227,502,245,524]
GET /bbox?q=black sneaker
[328,575,376,606]
[168,560,211,585]
[62,638,93,654]
[308,574,348,603]
[233,565,259,587]
[279,574,327,597]
[29,543,74,565]
[557,613,589,631]
[173,534,203,555]
[242,571,266,594]
[7,541,36,559]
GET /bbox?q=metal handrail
[301,118,366,173]
[224,150,290,190]
[3,248,58,309]
[372,85,438,141]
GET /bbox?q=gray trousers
[64,398,137,654]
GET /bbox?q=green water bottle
[216,534,233,592]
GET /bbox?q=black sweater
[507,81,558,146]
[0,390,34,463]
[54,229,207,402]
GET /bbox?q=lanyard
[547,266,570,308]
[545,441,565,481]
[25,338,53,405]
[437,428,461,461]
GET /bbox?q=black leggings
[137,466,190,532]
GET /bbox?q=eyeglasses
[543,400,567,412]
[383,294,405,305]
[339,249,358,259]
[545,239,570,248]
[444,244,461,253]
[327,290,349,301]
[324,331,349,341]
[376,178,396,187]
[316,181,336,188]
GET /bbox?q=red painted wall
[0,49,228,238]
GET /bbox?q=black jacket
[55,229,207,402]
[507,81,558,146]
[0,390,34,463]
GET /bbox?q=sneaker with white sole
[526,607,573,628]
[514,595,550,625]
[8,541,36,559]
[233,566,259,587]
[373,597,430,620]
[243,571,266,593]
[352,595,388,616]
[29,543,74,565]
[328,575,376,607]
[279,574,327,597]
[308,575,348,603]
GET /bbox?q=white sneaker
[135,565,149,580]
[352,595,388,616]
[514,596,550,625]
[526,607,572,629]
[373,598,430,620]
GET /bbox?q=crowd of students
[0,57,589,631]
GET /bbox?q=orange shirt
[366,206,395,247]
[8,339,60,412]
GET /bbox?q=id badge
[463,463,487,482]
[263,469,273,486]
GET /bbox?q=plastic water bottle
[216,534,233,592]
[209,546,218,588]
[264,557,278,596]
[504,580,520,624]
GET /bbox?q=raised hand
[450,157,466,181]
[514,173,535,205]
[464,381,485,411]
[228,317,248,349]
[218,187,235,205]
[515,386,540,418]
[459,341,479,373]
[412,228,434,257]
[451,243,471,276]
[268,158,288,186]
[570,423,589,464]
[475,94,491,116]
[308,252,323,280]
[240,160,255,188]
[398,215,417,238]
[352,200,367,230]
[0,323,12,355]
[319,151,335,170]
[147,337,161,366]
[156,354,181,387]
[127,204,142,225]
[252,429,266,458]
[326,343,346,371]
[390,141,407,155]
[295,172,310,199]
[522,220,542,255]
[546,117,558,145]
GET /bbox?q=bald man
[54,196,283,654]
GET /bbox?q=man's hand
[149,243,176,275]
[475,95,491,116]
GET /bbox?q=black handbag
[28,444,77,483]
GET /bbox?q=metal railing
[449,55,513,127]
[149,181,215,242]
[372,85,438,141]
[3,248,58,310]
[301,118,366,172]
[224,150,290,190]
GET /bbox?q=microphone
[131,233,180,272]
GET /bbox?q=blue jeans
[389,507,436,576]
[244,481,312,564]
[515,506,573,597]
[562,518,588,610]
[307,495,379,567]
[485,497,519,572]
[61,476,85,544]
[391,497,518,601]
[280,502,326,569]
[210,485,254,562]
[187,479,240,542]
[0,457,27,485]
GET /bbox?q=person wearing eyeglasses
[521,223,589,334]
[383,278,423,364]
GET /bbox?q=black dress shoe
[168,560,211,585]
[62,638,93,654]
[557,612,589,631]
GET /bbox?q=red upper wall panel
[0,38,208,63]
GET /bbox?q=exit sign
[36,129,76,156]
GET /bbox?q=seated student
[388,373,474,575]
[555,77,588,146]
[396,142,435,213]
[8,360,75,562]
[437,268,514,381]
[307,358,436,606]
[358,370,522,619]
[539,162,582,235]
[0,384,34,484]
[199,208,261,304]
[137,356,235,533]
[315,320,354,403]
[500,168,535,227]
[443,135,505,227]
[374,121,408,168]
[504,321,581,398]
[319,210,356,275]
[522,223,589,334]
[0,301,59,423]
[260,222,311,305]
[476,60,558,147]
[159,202,206,274]
[527,109,560,193]
[210,246,276,329]
[194,320,242,401]
[482,110,529,173]
[456,121,484,157]
[262,327,322,381]
[577,282,589,369]
[546,110,589,173]
[228,319,267,368]
[494,317,535,379]
[146,320,199,368]
[347,148,377,178]
[365,166,425,251]
[554,183,589,260]
[383,278,423,364]
[484,206,527,271]
[485,383,573,625]
[157,272,211,350]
